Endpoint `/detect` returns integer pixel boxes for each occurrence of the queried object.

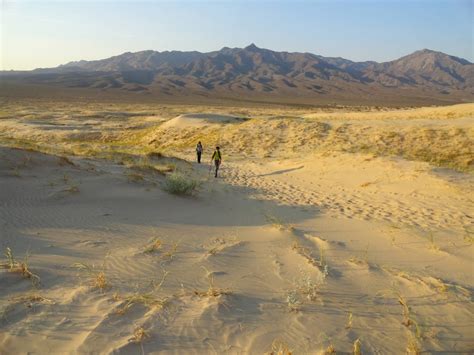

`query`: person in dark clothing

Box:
[196,141,203,163]
[211,146,222,178]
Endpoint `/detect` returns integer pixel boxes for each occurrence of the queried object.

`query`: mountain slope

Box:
[1,44,472,105]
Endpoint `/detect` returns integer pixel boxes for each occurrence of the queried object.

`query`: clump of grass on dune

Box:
[353,339,362,355]
[1,247,41,287]
[266,339,293,355]
[143,238,163,254]
[73,262,109,291]
[406,333,421,354]
[113,269,169,315]
[131,326,149,343]
[162,172,199,196]
[194,267,231,298]
[323,344,336,354]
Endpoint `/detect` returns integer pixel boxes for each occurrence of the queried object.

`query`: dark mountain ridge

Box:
[1,44,472,106]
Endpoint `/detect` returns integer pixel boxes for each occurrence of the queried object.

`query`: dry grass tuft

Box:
[323,344,336,354]
[1,247,41,287]
[291,241,327,272]
[267,339,293,355]
[286,290,301,312]
[115,271,169,315]
[296,271,326,302]
[406,333,421,354]
[162,242,179,260]
[194,267,231,298]
[10,294,54,307]
[398,294,413,327]
[73,262,109,291]
[130,326,149,346]
[115,292,168,315]
[143,238,163,254]
[346,311,353,329]
[353,339,361,355]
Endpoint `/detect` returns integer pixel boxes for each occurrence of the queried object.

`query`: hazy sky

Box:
[1,0,472,70]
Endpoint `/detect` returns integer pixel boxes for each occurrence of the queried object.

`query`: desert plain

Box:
[0,100,473,354]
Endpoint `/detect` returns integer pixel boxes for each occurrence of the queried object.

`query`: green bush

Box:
[162,172,199,196]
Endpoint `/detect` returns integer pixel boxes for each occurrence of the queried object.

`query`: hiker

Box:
[196,141,203,163]
[211,146,222,178]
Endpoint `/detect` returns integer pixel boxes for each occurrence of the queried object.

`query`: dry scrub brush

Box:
[162,172,199,196]
[1,247,41,287]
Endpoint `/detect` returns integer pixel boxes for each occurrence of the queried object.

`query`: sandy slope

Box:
[0,145,472,354]
[0,103,473,354]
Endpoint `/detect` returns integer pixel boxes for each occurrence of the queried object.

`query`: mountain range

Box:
[1,44,473,106]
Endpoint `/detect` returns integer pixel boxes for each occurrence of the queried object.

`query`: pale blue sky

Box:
[1,0,472,70]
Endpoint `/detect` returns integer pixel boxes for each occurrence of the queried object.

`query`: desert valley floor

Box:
[0,101,473,354]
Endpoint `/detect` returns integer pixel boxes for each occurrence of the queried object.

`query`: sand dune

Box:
[161,114,246,129]
[0,102,473,353]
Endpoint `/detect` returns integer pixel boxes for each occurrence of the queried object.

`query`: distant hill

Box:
[1,44,472,106]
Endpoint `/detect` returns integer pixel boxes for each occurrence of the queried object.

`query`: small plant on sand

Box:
[323,344,336,354]
[428,232,440,251]
[115,272,169,314]
[464,233,474,245]
[406,333,421,354]
[194,267,231,297]
[292,241,328,274]
[346,311,353,329]
[1,247,41,287]
[127,172,145,183]
[162,241,179,260]
[296,271,325,301]
[73,262,109,291]
[398,293,413,327]
[286,290,301,312]
[265,214,294,231]
[131,326,149,343]
[143,238,163,253]
[353,339,361,355]
[11,293,54,308]
[130,325,149,355]
[267,339,293,355]
[162,172,198,196]
[58,156,75,166]
[397,293,422,338]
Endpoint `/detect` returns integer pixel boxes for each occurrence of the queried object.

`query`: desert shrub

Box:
[162,172,198,196]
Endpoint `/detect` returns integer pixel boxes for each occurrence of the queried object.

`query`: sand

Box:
[0,102,473,354]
